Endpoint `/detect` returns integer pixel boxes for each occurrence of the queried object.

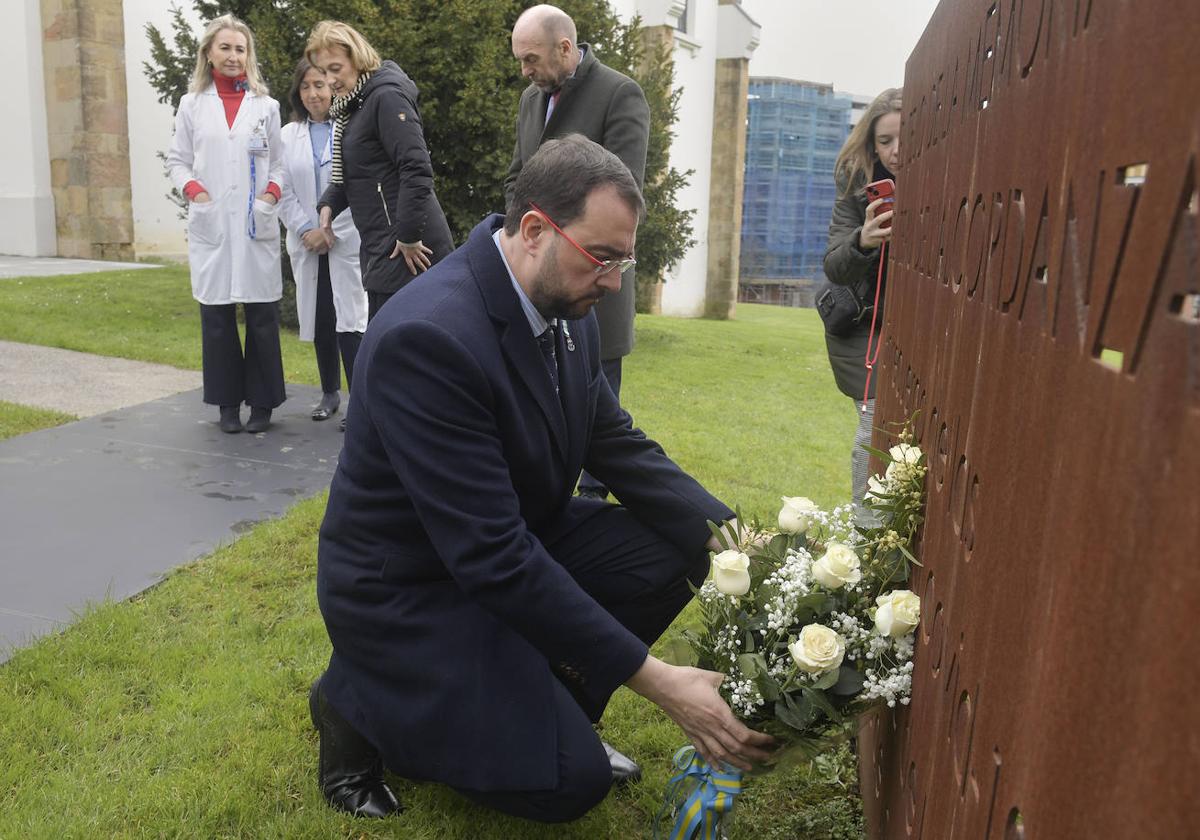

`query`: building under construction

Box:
[739,78,853,307]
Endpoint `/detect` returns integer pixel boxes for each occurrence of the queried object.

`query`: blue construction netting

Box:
[740,79,852,284]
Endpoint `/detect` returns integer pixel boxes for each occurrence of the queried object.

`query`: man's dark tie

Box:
[536,325,560,395]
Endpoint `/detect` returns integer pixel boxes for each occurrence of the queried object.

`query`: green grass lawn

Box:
[0,401,75,441]
[0,266,322,389]
[0,268,864,838]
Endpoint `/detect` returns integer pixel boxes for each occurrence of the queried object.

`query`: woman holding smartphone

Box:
[306,20,454,320]
[822,87,902,512]
[279,58,368,430]
[167,13,286,434]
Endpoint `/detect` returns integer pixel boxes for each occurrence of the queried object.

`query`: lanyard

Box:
[246,117,268,240]
[247,154,257,240]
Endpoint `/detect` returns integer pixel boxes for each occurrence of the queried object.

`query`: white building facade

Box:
[8,0,758,317]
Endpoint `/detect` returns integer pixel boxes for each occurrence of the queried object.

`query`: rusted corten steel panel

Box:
[857,1,1200,837]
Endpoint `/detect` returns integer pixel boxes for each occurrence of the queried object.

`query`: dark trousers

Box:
[577,357,623,495]
[199,301,286,408]
[313,255,363,394]
[367,290,395,322]
[451,500,707,822]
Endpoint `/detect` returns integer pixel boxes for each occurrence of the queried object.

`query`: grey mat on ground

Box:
[0,385,342,661]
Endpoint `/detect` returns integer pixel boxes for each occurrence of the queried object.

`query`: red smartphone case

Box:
[865,178,896,229]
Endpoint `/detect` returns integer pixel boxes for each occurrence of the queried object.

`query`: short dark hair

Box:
[504,134,645,235]
[287,58,319,123]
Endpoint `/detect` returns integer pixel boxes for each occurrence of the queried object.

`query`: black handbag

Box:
[815,279,873,337]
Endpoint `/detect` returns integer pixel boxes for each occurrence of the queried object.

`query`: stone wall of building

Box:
[703,55,749,319]
[702,0,758,319]
[41,0,134,260]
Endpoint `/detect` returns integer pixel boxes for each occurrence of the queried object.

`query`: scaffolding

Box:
[739,78,851,297]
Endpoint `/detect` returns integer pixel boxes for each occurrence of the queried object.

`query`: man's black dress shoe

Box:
[602,740,642,785]
[218,405,243,434]
[312,392,340,421]
[245,406,272,433]
[308,677,401,818]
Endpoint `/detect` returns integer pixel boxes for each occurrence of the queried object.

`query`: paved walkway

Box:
[0,383,343,662]
[0,341,202,416]
[0,255,151,279]
[0,258,340,663]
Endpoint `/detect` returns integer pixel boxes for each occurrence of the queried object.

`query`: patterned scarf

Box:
[328,70,373,185]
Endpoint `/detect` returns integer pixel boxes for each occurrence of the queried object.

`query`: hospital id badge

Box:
[248,122,269,156]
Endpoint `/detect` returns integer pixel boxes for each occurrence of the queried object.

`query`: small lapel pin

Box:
[398,112,406,121]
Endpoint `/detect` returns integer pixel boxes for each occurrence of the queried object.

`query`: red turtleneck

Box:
[213,70,248,128]
[183,71,280,202]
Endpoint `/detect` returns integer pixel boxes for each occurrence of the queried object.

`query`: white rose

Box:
[889,443,922,465]
[711,550,751,596]
[788,624,847,675]
[874,590,921,637]
[778,496,820,534]
[865,474,888,502]
[811,542,862,589]
[885,443,923,482]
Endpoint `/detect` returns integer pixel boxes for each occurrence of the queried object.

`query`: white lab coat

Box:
[166,84,284,305]
[279,120,367,340]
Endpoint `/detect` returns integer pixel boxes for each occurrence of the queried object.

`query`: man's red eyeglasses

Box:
[529,203,636,276]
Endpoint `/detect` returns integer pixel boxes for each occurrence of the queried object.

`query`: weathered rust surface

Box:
[858,1,1200,837]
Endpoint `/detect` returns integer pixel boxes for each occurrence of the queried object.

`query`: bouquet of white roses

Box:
[656,426,927,839]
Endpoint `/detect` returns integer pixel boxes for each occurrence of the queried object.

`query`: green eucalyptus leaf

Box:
[830,665,866,696]
[756,674,781,702]
[862,444,892,462]
[737,652,769,679]
[899,543,923,567]
[761,737,824,772]
[812,668,839,690]
[746,610,771,633]
[803,686,843,723]
[706,520,730,551]
[774,695,818,731]
[768,533,790,556]
[660,636,698,667]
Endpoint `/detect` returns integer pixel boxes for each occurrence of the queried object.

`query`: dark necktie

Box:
[536,325,559,395]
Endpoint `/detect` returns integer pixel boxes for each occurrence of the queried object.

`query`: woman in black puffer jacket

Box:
[822,87,902,513]
[308,20,454,320]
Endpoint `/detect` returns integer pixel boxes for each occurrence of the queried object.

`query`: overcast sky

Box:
[739,0,942,97]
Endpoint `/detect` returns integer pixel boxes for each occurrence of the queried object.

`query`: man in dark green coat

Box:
[507,4,650,500]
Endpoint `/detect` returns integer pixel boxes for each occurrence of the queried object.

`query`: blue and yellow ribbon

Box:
[655,746,744,840]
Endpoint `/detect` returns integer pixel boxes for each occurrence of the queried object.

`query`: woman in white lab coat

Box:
[279,58,367,428]
[166,13,286,434]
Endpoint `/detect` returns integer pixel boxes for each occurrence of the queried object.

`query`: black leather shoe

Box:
[312,392,340,421]
[218,405,243,434]
[245,406,272,433]
[602,741,642,785]
[308,677,401,818]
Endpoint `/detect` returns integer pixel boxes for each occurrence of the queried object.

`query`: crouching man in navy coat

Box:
[310,135,774,822]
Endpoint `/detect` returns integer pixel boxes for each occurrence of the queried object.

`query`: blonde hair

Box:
[190,14,269,95]
[834,87,902,197]
[305,21,382,74]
